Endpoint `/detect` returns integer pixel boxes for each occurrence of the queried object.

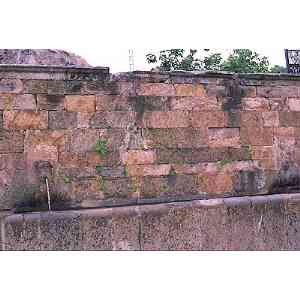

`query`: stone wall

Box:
[1,66,300,212]
[2,193,300,250]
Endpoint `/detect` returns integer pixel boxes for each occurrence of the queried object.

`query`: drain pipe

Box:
[45,177,51,211]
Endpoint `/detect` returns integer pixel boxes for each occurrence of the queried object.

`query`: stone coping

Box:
[0,64,109,73]
[115,70,300,81]
[0,65,299,81]
[3,193,300,222]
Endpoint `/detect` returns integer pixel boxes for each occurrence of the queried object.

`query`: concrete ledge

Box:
[2,193,300,250]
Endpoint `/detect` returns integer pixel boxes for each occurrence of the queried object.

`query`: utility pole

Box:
[129,49,135,71]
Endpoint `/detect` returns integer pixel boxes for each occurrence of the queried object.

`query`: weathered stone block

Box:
[48,111,77,129]
[136,83,175,96]
[279,111,300,127]
[199,167,233,195]
[140,177,170,198]
[242,97,269,111]
[4,111,48,130]
[102,178,133,198]
[68,129,100,153]
[144,128,208,148]
[90,111,135,128]
[39,212,83,250]
[240,111,263,127]
[262,111,279,127]
[81,212,112,250]
[141,206,203,250]
[111,213,140,250]
[0,129,24,153]
[241,126,273,146]
[191,111,226,128]
[65,95,96,112]
[170,96,220,111]
[251,146,273,160]
[0,79,23,93]
[127,164,171,177]
[96,95,132,111]
[225,111,241,128]
[142,111,190,128]
[174,84,206,97]
[208,128,240,148]
[121,150,156,165]
[37,95,64,110]
[3,214,41,250]
[86,151,121,167]
[257,86,298,98]
[0,94,36,110]
[287,98,300,111]
[269,98,288,111]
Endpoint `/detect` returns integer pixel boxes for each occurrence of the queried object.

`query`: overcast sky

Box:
[74,48,287,73]
[0,0,297,73]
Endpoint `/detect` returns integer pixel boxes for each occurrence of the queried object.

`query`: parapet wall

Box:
[1,66,300,211]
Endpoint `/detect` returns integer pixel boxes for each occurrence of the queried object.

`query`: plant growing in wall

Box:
[95,139,109,157]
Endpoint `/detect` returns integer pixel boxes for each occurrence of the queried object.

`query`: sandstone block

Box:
[241,126,273,146]
[142,111,190,128]
[174,84,206,97]
[96,95,131,111]
[199,168,233,195]
[0,79,23,93]
[251,146,273,160]
[0,130,24,153]
[90,111,135,129]
[65,95,96,112]
[0,94,36,110]
[240,111,263,127]
[287,98,300,111]
[274,127,294,137]
[279,112,300,127]
[262,111,279,127]
[191,111,226,128]
[4,111,48,130]
[127,164,171,177]
[136,83,175,96]
[144,128,208,148]
[208,128,240,148]
[77,112,93,128]
[242,97,269,111]
[257,86,298,98]
[37,95,64,110]
[48,111,77,129]
[170,96,220,111]
[121,150,156,165]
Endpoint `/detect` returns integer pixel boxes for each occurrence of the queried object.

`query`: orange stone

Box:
[121,150,156,165]
[65,95,96,112]
[174,84,206,97]
[4,111,48,130]
[143,111,190,128]
[127,164,171,177]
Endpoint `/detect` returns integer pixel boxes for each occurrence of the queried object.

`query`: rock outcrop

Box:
[0,49,90,67]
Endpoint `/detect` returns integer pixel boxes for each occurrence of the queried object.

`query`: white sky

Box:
[0,0,298,73]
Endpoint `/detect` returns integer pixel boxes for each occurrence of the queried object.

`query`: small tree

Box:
[146,48,283,73]
[221,49,270,73]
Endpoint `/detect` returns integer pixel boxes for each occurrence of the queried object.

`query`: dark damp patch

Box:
[167,167,177,186]
[129,96,146,126]
[11,184,74,213]
[233,169,262,195]
[268,162,300,194]
[221,78,245,111]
